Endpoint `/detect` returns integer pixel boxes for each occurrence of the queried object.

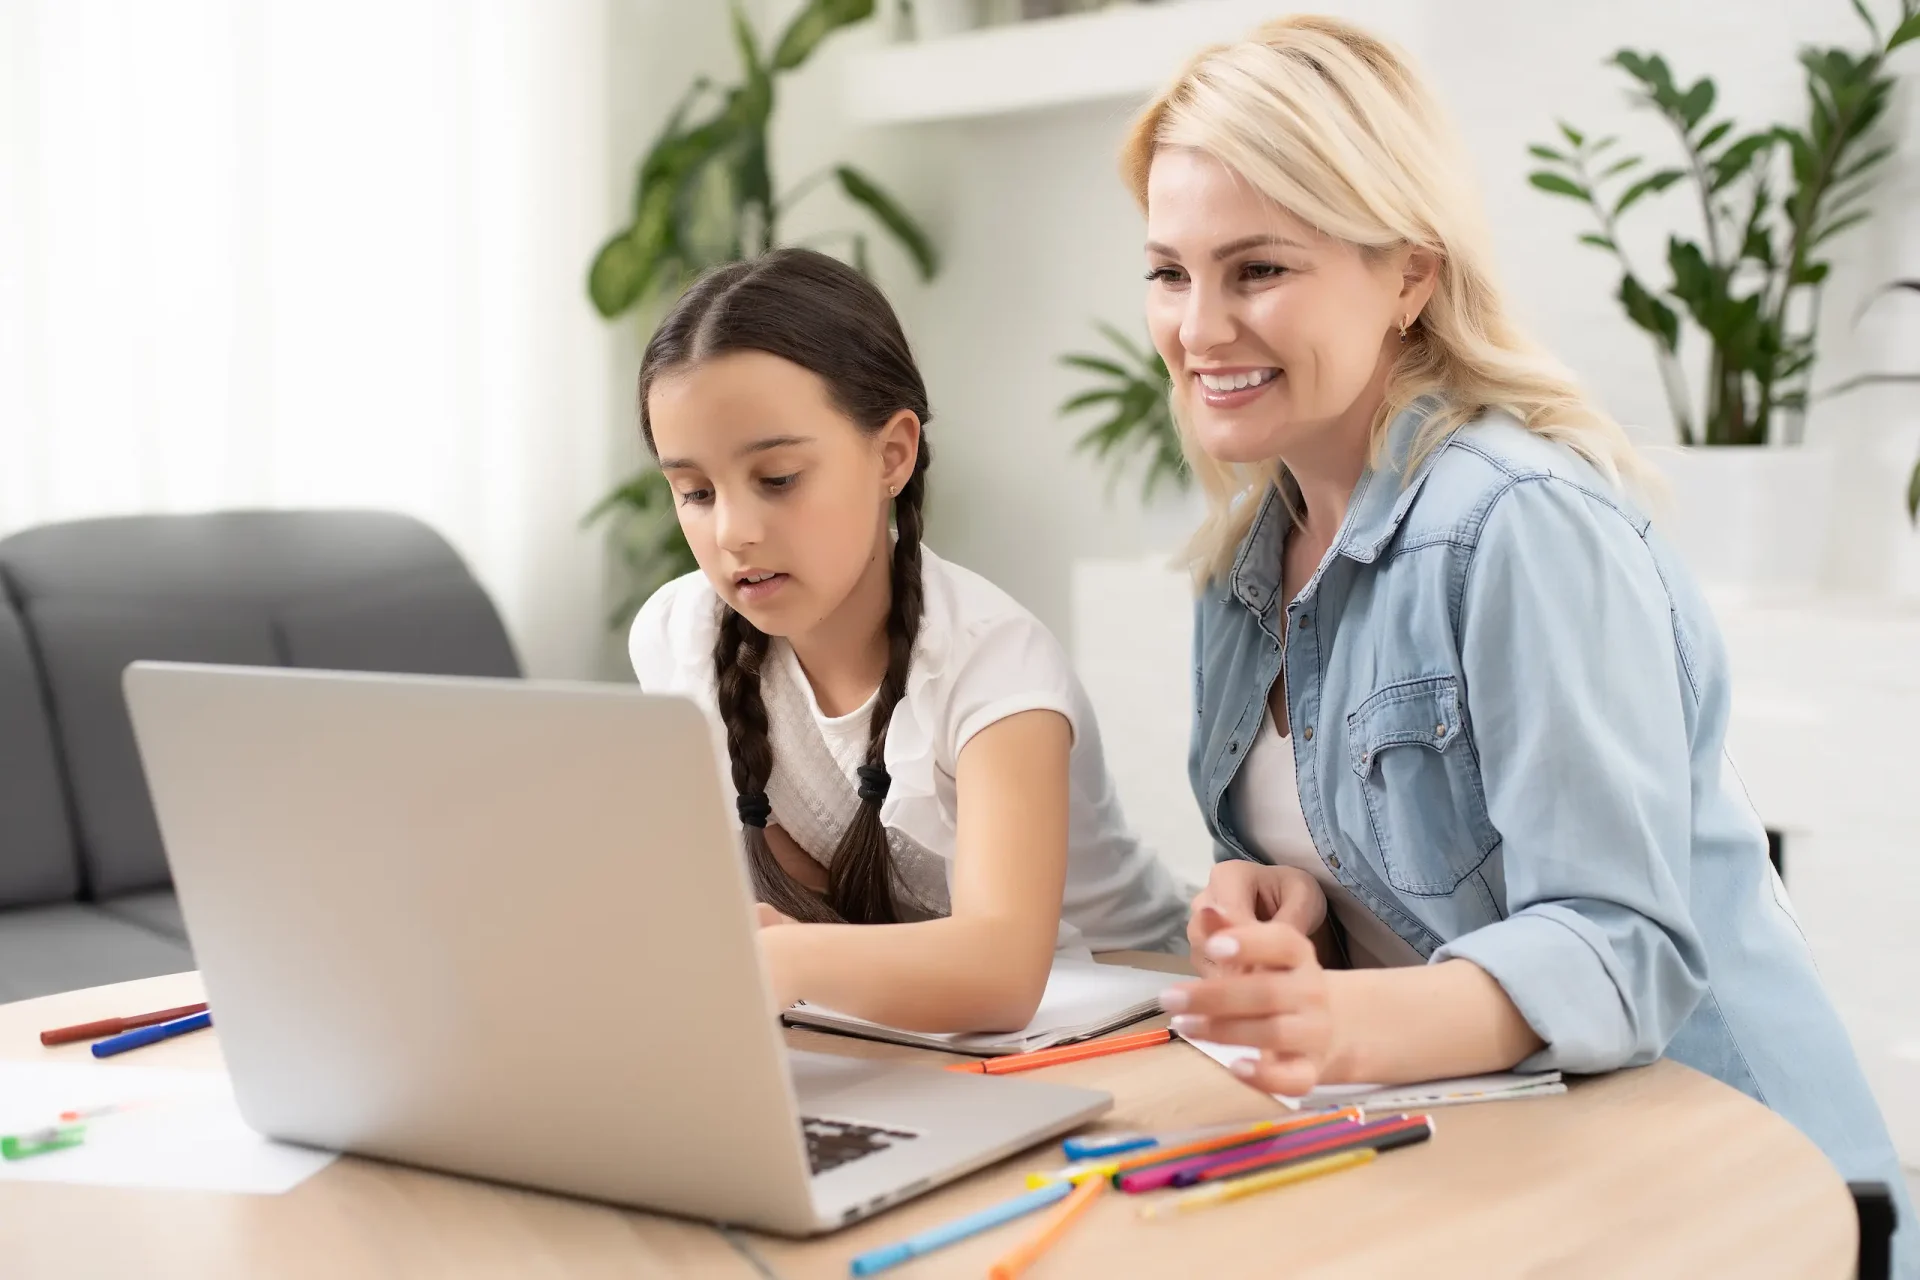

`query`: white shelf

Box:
[844,0,1406,126]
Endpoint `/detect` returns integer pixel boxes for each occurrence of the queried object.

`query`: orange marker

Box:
[944,1029,1172,1075]
[988,1167,1106,1280]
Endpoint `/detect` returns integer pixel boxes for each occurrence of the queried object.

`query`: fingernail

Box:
[1170,1015,1204,1037]
[1205,934,1241,961]
[1230,1059,1257,1079]
[1158,988,1189,1013]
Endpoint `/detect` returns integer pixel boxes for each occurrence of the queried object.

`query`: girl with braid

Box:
[627,248,1189,1033]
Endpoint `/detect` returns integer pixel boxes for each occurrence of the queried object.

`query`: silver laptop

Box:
[122,662,1110,1235]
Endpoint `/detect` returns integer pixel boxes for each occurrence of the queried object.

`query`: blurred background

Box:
[1,0,1915,1190]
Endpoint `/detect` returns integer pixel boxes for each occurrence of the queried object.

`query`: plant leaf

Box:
[1835,141,1896,186]
[835,165,938,279]
[1679,79,1716,130]
[1891,9,1920,51]
[1697,120,1734,151]
[1528,171,1589,200]
[1061,353,1130,379]
[1710,132,1775,191]
[1528,144,1569,163]
[1811,207,1871,249]
[1793,260,1832,286]
[1600,155,1641,178]
[1619,273,1680,353]
[1850,0,1881,40]
[1558,120,1585,148]
[1910,455,1920,522]
[1614,167,1686,216]
[730,4,774,128]
[1579,233,1617,251]
[634,77,713,210]
[1094,322,1160,371]
[772,0,874,71]
[1060,388,1126,413]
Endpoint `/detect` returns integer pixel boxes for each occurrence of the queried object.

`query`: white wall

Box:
[752,0,1919,642]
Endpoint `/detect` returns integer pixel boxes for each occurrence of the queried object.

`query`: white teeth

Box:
[741,572,777,585]
[1198,369,1277,393]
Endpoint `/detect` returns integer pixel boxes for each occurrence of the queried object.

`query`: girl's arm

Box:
[758,708,1072,1032]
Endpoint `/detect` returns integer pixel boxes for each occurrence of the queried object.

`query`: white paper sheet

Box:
[0,1061,336,1193]
[1183,1037,1564,1110]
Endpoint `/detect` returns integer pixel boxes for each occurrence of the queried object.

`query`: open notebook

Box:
[1185,1037,1564,1110]
[782,958,1171,1056]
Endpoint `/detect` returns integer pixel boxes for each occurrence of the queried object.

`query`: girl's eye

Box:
[1144,265,1185,284]
[761,473,799,493]
[676,487,712,506]
[1242,261,1288,282]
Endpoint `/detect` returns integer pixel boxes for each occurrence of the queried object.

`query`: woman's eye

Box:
[761,473,799,493]
[676,487,712,506]
[1144,265,1186,284]
[1242,261,1288,282]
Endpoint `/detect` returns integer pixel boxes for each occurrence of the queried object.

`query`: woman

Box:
[1134,16,1913,1269]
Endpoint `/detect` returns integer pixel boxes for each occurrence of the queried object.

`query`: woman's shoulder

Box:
[1410,408,1649,544]
[627,569,721,692]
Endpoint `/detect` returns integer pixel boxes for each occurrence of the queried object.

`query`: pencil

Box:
[988,1168,1106,1280]
[945,1029,1172,1075]
[1139,1147,1376,1220]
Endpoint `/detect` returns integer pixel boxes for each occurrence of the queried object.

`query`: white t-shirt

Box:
[627,546,1190,953]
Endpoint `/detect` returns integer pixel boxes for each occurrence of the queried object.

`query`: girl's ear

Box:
[876,409,921,495]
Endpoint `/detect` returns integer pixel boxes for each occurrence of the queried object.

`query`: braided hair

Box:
[638,248,932,925]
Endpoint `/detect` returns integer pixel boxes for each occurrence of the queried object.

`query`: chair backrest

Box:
[0,590,81,909]
[0,510,521,900]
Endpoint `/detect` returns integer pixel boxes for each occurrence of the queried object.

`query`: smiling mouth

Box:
[1195,368,1280,392]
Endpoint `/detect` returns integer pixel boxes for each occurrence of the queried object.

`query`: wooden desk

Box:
[0,962,1857,1279]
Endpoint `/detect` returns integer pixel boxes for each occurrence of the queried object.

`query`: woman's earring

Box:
[888,485,899,497]
[1398,315,1410,342]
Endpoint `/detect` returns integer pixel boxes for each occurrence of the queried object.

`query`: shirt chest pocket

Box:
[1346,676,1499,896]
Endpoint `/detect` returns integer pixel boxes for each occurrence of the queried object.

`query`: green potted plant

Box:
[1525,1,1916,594]
[1058,322,1195,547]
[585,0,938,624]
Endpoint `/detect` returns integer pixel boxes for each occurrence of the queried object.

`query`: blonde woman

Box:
[1138,17,1913,1267]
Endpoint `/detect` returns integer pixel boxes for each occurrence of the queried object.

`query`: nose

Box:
[712,489,762,555]
[1178,280,1236,360]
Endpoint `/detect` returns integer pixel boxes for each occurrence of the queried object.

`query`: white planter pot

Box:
[1646,445,1837,601]
[913,0,978,38]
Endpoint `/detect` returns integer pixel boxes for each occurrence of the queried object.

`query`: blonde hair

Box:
[1121,15,1652,580]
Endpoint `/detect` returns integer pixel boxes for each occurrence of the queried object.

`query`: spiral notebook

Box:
[781,958,1171,1056]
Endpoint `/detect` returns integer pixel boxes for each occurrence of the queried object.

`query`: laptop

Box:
[121,662,1111,1235]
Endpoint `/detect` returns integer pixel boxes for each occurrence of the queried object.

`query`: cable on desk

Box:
[717,1224,787,1280]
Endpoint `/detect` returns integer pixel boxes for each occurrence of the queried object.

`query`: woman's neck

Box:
[786,531,896,718]
[1282,345,1395,544]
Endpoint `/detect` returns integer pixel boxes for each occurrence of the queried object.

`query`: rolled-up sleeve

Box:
[1431,475,1708,1073]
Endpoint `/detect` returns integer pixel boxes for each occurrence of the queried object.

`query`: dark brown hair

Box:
[637,248,931,925]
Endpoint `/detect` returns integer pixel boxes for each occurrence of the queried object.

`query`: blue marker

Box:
[1061,1132,1157,1161]
[848,1181,1071,1276]
[91,1010,212,1058]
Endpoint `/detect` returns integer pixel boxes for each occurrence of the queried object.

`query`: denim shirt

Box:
[1191,401,1913,1269]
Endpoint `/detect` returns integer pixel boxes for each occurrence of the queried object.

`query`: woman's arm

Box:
[758,708,1072,1032]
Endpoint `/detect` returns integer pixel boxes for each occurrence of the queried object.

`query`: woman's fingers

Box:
[1169,969,1321,1020]
[1171,1009,1328,1057]
[1202,919,1317,970]
[1230,1051,1321,1098]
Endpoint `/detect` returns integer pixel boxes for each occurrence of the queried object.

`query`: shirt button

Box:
[1299,615,1312,630]
[1435,724,1448,739]
[1228,741,1240,755]
[1302,726,1314,741]
[1328,852,1342,869]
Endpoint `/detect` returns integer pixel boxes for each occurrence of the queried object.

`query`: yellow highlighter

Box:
[1138,1146,1377,1220]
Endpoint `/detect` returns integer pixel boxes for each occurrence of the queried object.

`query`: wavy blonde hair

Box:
[1122,15,1652,580]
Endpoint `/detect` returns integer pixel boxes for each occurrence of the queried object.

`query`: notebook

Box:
[1185,1037,1565,1110]
[782,958,1172,1056]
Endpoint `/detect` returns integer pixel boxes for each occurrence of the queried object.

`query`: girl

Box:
[1129,16,1915,1271]
[627,248,1189,1034]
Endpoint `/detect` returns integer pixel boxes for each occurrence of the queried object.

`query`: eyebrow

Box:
[1144,233,1308,261]
[656,434,814,471]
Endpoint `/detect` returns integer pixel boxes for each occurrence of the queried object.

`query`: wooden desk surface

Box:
[0,962,1857,1279]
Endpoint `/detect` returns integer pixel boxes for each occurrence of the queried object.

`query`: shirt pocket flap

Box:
[1348,676,1465,777]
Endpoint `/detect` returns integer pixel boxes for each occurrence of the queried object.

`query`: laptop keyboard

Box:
[801,1115,919,1176]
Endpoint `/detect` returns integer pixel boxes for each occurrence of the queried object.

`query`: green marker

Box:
[2,1123,86,1160]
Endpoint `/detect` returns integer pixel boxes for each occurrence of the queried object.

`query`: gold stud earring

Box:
[888,485,899,497]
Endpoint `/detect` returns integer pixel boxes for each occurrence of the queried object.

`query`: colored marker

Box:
[1140,1147,1377,1220]
[945,1029,1173,1075]
[39,1002,208,1046]
[90,1010,212,1059]
[988,1173,1106,1280]
[1,1125,86,1161]
[848,1181,1072,1276]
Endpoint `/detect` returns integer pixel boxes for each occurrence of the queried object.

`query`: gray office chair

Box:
[0,510,521,1000]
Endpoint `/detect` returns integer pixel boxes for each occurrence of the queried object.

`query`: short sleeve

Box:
[625,571,716,697]
[942,613,1081,764]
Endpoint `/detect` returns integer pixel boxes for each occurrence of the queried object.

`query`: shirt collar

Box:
[1226,396,1452,613]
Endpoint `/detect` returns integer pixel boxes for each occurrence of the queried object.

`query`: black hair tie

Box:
[736,793,772,828]
[855,766,891,806]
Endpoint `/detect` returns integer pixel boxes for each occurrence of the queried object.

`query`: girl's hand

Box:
[1187,861,1327,975]
[1163,921,1345,1097]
